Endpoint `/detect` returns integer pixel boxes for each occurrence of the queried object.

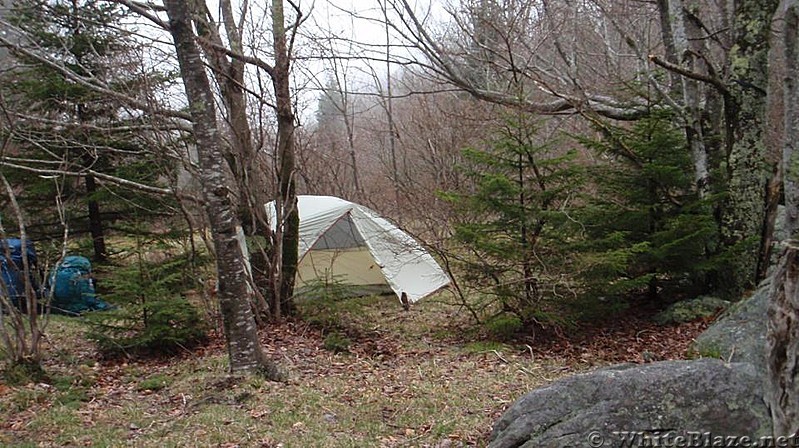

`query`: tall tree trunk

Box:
[658,0,711,197]
[195,0,273,236]
[760,166,784,280]
[767,0,799,435]
[767,245,799,437]
[192,0,273,318]
[719,0,776,297]
[658,0,774,298]
[84,174,107,263]
[70,2,107,264]
[383,0,401,208]
[164,0,282,378]
[272,0,298,318]
[760,0,788,281]
[341,99,362,200]
[655,0,681,91]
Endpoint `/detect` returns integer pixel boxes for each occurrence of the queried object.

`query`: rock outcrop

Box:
[653,296,729,325]
[489,359,770,448]
[692,280,769,367]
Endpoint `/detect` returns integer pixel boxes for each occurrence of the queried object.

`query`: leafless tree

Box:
[379,0,777,298]
[299,9,367,201]
[0,113,68,369]
[162,0,284,376]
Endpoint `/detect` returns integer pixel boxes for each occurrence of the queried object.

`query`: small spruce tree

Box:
[1,0,178,257]
[573,113,721,307]
[85,235,209,357]
[441,114,583,330]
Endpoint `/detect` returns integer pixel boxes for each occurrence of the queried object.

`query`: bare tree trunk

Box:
[0,172,44,365]
[272,0,298,318]
[767,0,799,435]
[318,58,363,199]
[784,4,799,238]
[192,0,274,318]
[759,10,787,281]
[84,174,107,263]
[655,0,681,91]
[194,0,272,235]
[383,0,401,208]
[69,0,108,264]
[761,168,784,280]
[164,0,282,378]
[658,0,711,197]
[338,80,362,199]
[767,245,799,436]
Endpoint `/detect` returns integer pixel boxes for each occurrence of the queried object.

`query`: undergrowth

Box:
[85,243,210,358]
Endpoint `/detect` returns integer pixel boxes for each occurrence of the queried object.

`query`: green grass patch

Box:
[6,387,50,413]
[137,373,172,392]
[322,332,352,353]
[51,375,93,408]
[484,314,523,341]
[1,361,47,386]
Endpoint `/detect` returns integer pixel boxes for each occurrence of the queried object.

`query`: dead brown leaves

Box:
[0,301,712,447]
[527,310,712,366]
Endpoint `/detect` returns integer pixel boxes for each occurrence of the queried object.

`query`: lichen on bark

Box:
[163,0,283,379]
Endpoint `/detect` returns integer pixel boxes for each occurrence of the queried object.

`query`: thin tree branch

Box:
[0,160,173,195]
[109,0,170,30]
[198,37,275,77]
[649,54,731,95]
[0,33,190,121]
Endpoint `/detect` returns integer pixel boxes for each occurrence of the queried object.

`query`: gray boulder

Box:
[653,296,729,325]
[489,359,770,448]
[692,280,768,367]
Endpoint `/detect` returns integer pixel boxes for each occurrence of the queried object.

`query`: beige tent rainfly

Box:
[267,195,450,303]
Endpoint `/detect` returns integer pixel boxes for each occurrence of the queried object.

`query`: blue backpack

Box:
[50,255,111,315]
[0,238,39,309]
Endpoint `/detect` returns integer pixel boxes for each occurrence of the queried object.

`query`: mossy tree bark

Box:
[655,0,776,298]
[767,0,799,435]
[164,0,282,378]
[271,0,298,319]
[718,0,778,297]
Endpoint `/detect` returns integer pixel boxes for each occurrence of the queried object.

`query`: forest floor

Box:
[0,294,710,447]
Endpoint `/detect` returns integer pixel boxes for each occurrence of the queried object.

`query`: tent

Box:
[266,195,450,303]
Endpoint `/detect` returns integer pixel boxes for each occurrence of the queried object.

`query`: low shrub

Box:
[484,314,523,341]
[86,251,208,357]
[323,332,351,353]
[1,360,47,386]
[87,296,207,356]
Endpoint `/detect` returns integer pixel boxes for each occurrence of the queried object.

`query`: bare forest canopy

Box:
[0,0,796,403]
